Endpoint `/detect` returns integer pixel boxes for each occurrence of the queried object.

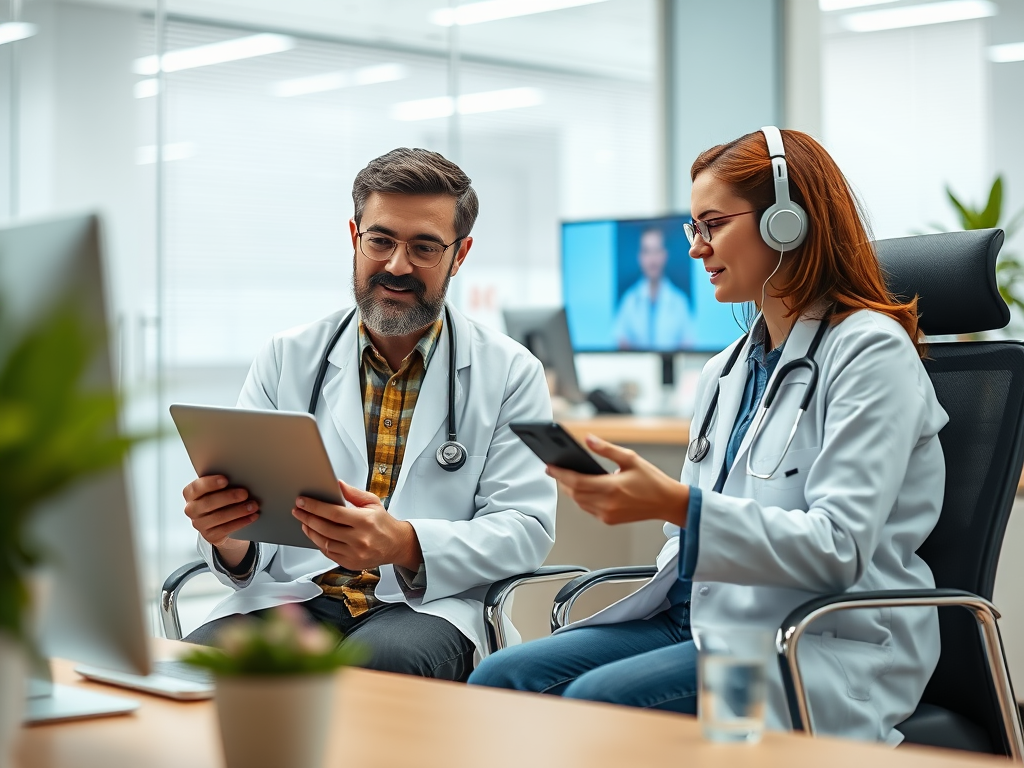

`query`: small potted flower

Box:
[180,604,368,768]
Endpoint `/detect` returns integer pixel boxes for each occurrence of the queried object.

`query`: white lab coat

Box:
[613,277,695,350]
[197,304,558,662]
[560,310,947,744]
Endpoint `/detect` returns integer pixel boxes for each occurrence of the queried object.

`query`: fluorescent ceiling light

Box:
[819,0,896,11]
[134,78,160,99]
[133,33,294,76]
[432,0,609,27]
[392,87,544,121]
[271,63,407,98]
[136,142,196,165]
[840,0,997,32]
[989,42,1024,62]
[0,21,38,45]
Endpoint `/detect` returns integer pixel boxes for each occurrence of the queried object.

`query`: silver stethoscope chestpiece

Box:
[436,440,468,472]
[687,435,710,463]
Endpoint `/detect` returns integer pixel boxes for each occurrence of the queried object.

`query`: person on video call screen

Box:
[613,226,694,350]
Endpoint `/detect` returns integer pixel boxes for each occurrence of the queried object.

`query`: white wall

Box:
[823,19,991,240]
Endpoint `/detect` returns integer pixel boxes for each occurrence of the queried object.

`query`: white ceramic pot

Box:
[0,632,27,768]
[214,672,337,768]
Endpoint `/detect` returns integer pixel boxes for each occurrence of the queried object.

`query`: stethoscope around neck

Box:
[307,304,468,472]
[687,316,830,480]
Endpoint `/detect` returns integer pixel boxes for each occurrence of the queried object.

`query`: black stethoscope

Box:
[686,317,829,480]
[307,305,468,472]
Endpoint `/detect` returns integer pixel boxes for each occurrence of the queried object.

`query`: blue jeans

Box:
[468,609,698,714]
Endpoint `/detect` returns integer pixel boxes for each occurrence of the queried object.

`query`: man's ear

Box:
[449,236,473,278]
[349,218,359,250]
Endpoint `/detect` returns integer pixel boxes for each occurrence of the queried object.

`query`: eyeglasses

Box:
[356,230,464,269]
[683,210,758,245]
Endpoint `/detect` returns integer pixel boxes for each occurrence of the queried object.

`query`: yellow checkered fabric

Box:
[314,317,443,616]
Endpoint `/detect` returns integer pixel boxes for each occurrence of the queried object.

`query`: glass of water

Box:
[695,627,774,744]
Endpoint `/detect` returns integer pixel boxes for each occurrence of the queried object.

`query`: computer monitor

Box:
[502,307,583,403]
[0,213,151,723]
[561,214,738,356]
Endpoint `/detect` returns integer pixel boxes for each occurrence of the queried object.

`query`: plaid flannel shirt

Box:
[313,317,443,616]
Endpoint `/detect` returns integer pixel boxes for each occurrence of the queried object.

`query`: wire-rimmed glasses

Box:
[683,210,758,245]
[356,230,463,269]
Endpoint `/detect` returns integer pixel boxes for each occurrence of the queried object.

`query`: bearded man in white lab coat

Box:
[179,148,557,680]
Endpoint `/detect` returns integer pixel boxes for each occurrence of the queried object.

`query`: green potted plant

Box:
[0,296,142,758]
[944,176,1024,322]
[181,604,368,768]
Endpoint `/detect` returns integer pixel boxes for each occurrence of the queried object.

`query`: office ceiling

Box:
[54,0,658,81]
[819,0,1024,43]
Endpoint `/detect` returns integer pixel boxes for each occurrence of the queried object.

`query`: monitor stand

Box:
[25,658,139,724]
[655,353,678,416]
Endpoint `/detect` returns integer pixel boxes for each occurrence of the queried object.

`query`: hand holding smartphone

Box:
[510,421,608,475]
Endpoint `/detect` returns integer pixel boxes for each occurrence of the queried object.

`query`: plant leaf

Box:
[946,187,976,229]
[979,176,1004,229]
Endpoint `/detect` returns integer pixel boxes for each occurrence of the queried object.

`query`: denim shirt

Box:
[666,322,786,619]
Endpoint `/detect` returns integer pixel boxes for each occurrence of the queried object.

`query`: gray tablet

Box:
[169,404,344,549]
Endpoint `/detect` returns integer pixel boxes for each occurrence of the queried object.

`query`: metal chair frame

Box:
[159,560,588,656]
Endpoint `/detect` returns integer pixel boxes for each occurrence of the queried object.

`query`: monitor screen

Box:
[0,213,151,723]
[502,307,583,403]
[562,215,738,353]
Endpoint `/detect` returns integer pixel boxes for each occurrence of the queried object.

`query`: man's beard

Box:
[352,257,453,337]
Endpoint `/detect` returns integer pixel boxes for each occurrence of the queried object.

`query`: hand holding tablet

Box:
[172,404,344,549]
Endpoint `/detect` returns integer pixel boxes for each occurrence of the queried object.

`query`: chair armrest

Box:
[159,559,211,641]
[551,566,658,632]
[482,566,589,655]
[776,587,1024,760]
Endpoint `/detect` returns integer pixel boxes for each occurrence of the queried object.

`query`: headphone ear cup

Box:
[759,200,808,251]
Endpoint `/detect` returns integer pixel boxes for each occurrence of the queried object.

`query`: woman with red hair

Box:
[469,128,946,745]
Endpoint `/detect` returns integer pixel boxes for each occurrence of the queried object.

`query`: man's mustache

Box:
[368,272,427,298]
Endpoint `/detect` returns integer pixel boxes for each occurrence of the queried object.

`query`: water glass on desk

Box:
[695,627,773,744]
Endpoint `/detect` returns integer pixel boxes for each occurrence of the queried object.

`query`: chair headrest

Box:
[875,229,1008,337]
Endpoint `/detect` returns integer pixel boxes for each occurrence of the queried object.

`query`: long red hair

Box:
[690,129,923,355]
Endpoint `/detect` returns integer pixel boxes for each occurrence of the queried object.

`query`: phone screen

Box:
[510,422,608,475]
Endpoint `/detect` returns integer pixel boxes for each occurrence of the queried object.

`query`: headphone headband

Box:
[758,126,807,250]
[761,125,786,158]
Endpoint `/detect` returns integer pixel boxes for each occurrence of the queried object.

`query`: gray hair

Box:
[352,148,479,239]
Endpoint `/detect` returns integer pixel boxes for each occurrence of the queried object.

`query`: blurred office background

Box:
[3,0,1023,667]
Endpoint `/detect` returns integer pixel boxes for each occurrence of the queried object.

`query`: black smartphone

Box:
[510,421,608,475]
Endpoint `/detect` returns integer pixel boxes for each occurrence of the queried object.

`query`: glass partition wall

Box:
[3,0,660,627]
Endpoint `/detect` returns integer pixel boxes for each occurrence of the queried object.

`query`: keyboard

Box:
[75,659,215,700]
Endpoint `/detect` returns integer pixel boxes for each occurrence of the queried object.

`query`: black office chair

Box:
[545,229,1024,759]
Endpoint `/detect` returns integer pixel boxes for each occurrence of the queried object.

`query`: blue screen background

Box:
[562,216,740,353]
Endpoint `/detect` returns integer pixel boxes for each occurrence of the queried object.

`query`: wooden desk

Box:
[562,415,690,446]
[12,646,1006,768]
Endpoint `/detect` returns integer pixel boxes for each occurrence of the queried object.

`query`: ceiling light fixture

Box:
[819,0,897,11]
[989,42,1024,62]
[136,142,196,165]
[133,33,294,76]
[840,0,997,32]
[271,63,407,98]
[392,87,544,121]
[0,21,37,45]
[431,0,609,27]
[134,79,160,99]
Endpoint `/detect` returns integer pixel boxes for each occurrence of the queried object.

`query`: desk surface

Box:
[562,415,691,445]
[13,643,1007,768]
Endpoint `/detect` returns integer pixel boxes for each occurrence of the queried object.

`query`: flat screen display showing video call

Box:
[562,215,740,354]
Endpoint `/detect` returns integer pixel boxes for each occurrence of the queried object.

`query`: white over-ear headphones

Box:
[759,126,808,251]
